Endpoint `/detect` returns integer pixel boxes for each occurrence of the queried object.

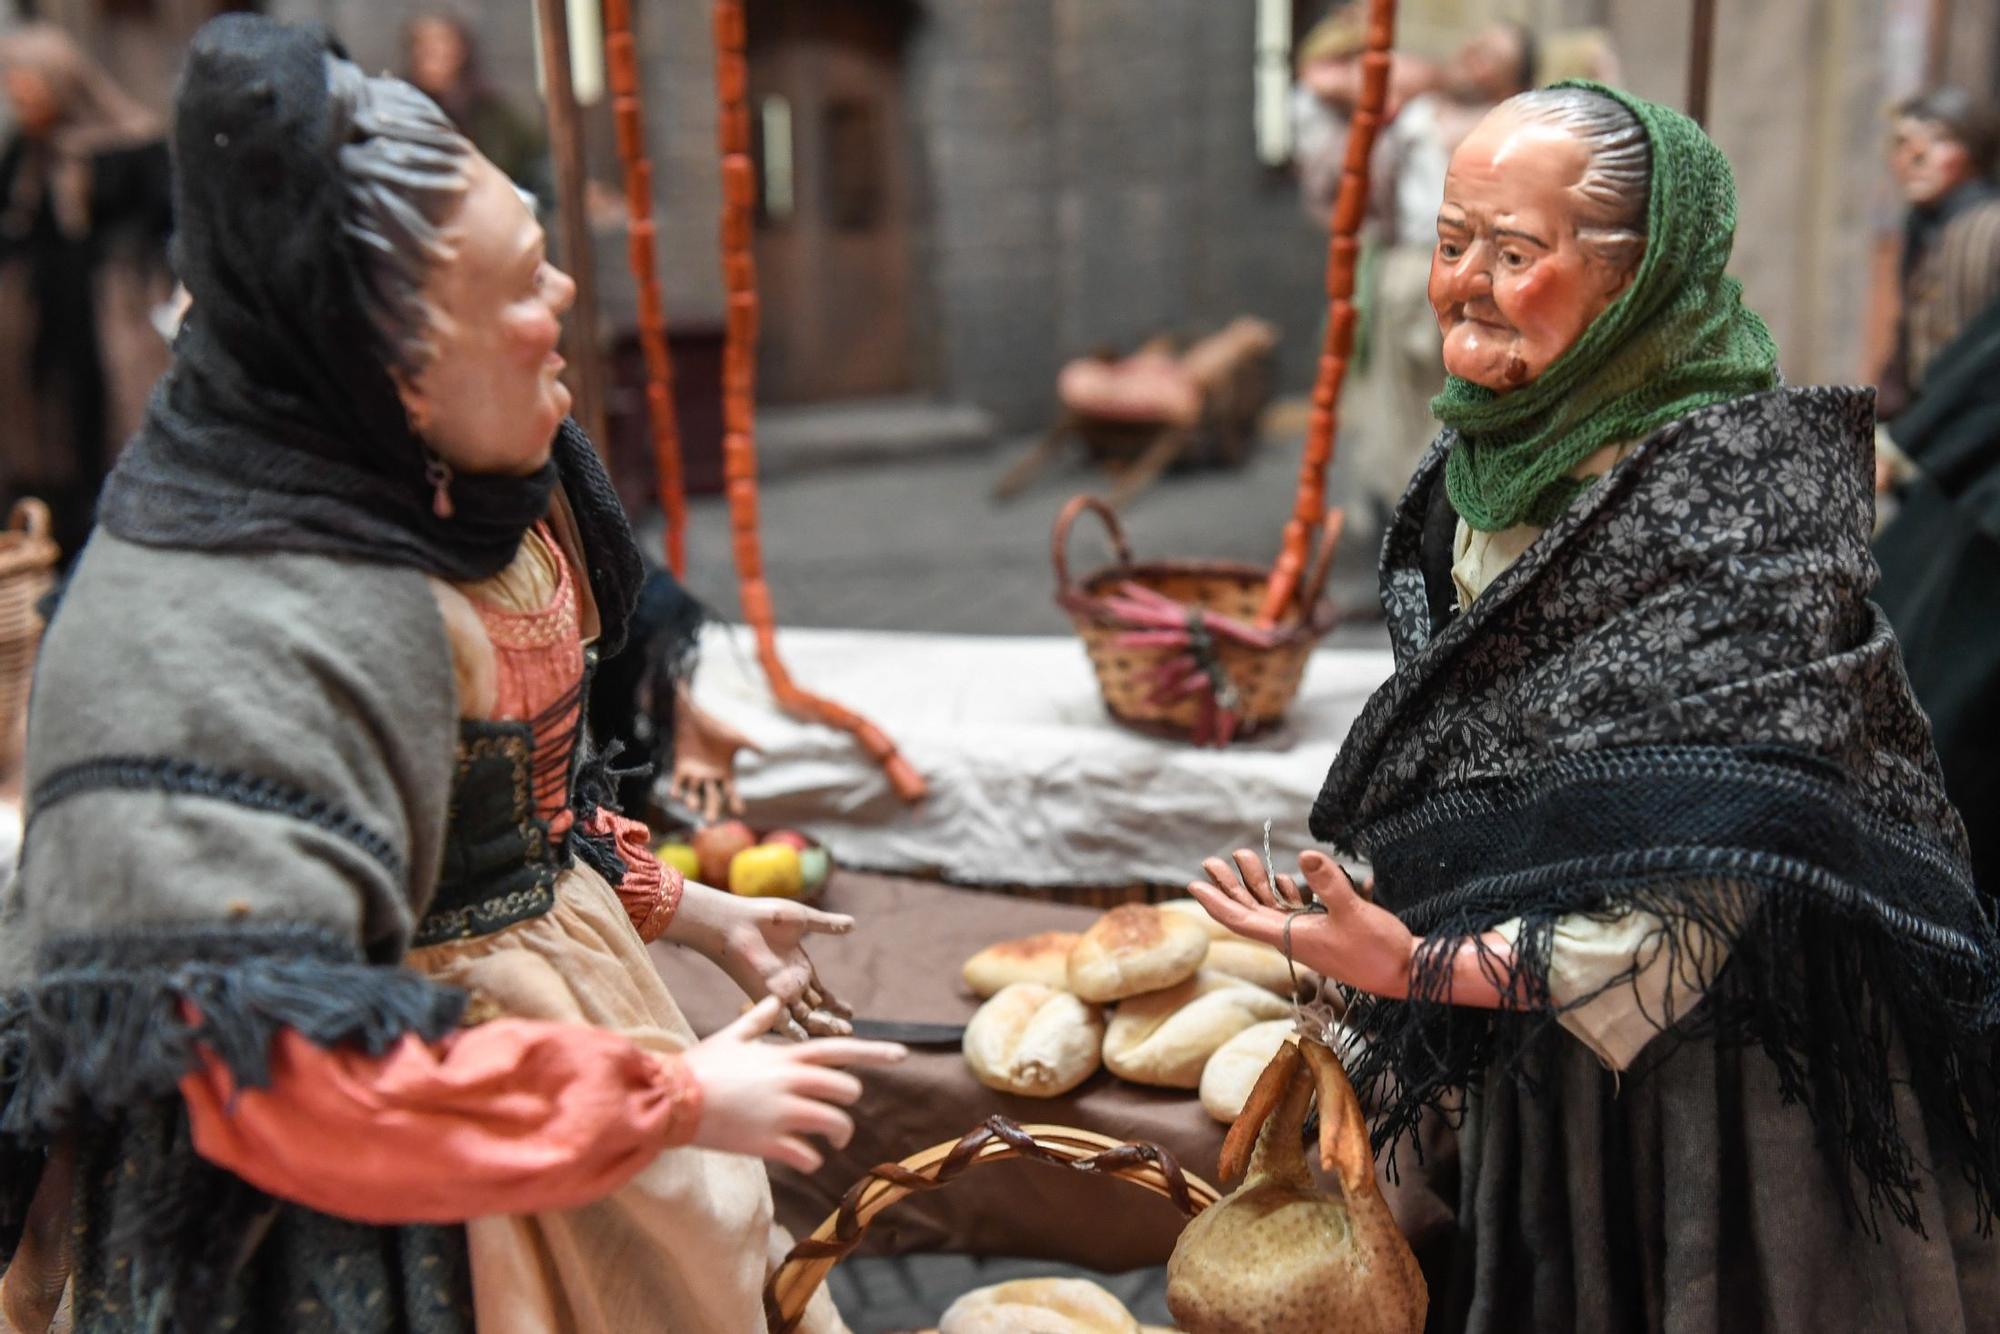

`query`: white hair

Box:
[1500,86,1650,276]
[324,53,473,376]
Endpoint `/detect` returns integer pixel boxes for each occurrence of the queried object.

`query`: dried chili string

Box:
[603,0,688,577]
[710,0,925,802]
[1258,0,1398,626]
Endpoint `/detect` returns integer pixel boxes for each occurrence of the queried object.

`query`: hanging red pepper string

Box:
[711,0,926,803]
[602,0,688,578]
[1258,0,1398,627]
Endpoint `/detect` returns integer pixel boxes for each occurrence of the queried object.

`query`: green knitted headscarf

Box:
[1434,83,1779,532]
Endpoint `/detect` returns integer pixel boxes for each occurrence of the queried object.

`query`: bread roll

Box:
[1206,938,1309,995]
[1102,971,1291,1089]
[1157,897,1234,942]
[962,983,1104,1097]
[939,1278,1139,1334]
[1199,1018,1300,1123]
[962,931,1081,998]
[1068,904,1210,1003]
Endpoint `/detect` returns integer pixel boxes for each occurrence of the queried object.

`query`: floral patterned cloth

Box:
[1313,385,2000,1234]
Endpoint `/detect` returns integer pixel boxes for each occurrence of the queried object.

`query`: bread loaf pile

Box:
[960,901,1323,1118]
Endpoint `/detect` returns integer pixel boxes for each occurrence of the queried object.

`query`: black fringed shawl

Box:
[1312,385,2000,1234]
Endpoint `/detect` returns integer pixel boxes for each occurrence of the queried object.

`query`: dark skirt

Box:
[1435,1032,2000,1334]
[59,1102,474,1333]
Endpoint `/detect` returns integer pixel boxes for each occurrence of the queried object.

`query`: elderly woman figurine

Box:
[1194,84,2000,1331]
[0,17,893,1333]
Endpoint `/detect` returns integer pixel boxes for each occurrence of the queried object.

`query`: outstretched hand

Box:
[665,883,857,1038]
[1188,848,1418,1000]
[681,997,907,1173]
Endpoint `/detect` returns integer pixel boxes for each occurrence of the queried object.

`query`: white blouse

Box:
[1449,441,1733,1071]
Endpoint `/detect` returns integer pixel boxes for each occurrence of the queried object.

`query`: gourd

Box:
[1166,1037,1426,1334]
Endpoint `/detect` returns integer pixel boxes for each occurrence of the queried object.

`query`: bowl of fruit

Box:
[654,820,837,902]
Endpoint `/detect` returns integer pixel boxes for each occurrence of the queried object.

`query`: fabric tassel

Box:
[1346,876,2000,1238]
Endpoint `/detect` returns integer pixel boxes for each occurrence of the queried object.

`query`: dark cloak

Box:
[1311,386,2000,1242]
[1875,289,2000,901]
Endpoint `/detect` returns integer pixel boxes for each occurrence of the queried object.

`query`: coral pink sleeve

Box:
[582,806,684,942]
[180,1017,703,1225]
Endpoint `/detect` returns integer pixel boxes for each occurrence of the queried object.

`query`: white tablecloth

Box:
[688,625,1395,888]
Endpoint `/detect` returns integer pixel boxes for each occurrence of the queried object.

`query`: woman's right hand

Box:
[680,997,907,1173]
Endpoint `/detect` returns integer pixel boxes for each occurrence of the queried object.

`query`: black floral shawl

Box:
[1312,385,2000,1234]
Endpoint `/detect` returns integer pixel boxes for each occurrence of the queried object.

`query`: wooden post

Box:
[1926,0,1955,85]
[533,0,609,450]
[1686,0,1718,128]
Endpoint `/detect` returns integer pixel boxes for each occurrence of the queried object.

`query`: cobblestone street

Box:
[653,406,1395,649]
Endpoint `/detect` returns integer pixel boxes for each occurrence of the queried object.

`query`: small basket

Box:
[0,500,57,775]
[764,1116,1218,1332]
[1053,495,1339,743]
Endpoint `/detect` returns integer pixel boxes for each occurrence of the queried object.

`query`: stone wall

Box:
[269,0,1930,415]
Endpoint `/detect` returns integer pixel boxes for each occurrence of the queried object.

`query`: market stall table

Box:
[687,626,1396,890]
[651,872,1456,1277]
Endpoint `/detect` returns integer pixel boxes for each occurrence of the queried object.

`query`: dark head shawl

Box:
[1315,383,2000,1235]
[96,14,639,651]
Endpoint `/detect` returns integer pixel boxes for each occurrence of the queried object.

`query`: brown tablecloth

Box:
[651,872,1457,1275]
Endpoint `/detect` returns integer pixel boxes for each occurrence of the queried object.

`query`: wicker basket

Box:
[764,1116,1218,1332]
[1054,495,1339,743]
[0,500,57,777]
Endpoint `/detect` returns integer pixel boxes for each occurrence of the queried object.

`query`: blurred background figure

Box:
[404,7,550,207]
[0,22,170,561]
[1291,5,1439,229]
[1876,87,2000,425]
[1341,20,1540,550]
[1536,26,1621,87]
[1871,86,2000,903]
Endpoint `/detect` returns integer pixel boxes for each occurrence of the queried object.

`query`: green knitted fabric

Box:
[1434,82,1780,532]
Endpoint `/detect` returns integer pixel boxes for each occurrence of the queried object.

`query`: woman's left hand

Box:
[668,682,760,824]
[1189,848,1419,1000]
[664,883,857,1038]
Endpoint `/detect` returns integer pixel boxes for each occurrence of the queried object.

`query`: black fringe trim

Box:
[1344,868,2000,1240]
[0,922,466,1143]
[1,924,467,1317]
[1337,750,2000,1240]
[586,568,707,817]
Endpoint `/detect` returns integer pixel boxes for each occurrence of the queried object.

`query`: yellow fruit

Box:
[654,842,701,880]
[729,844,805,899]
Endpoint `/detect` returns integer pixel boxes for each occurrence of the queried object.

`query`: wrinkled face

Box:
[397,154,575,476]
[407,19,469,97]
[3,68,60,136]
[1891,115,1976,207]
[1429,111,1639,391]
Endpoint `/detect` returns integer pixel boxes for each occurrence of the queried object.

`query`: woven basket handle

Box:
[1296,506,1346,617]
[1051,494,1133,603]
[764,1116,1218,1332]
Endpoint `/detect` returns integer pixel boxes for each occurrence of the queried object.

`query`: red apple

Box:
[763,829,812,852]
[693,820,757,885]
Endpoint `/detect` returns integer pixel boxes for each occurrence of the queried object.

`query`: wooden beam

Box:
[1686,0,1718,127]
[1926,0,1955,85]
[532,0,609,450]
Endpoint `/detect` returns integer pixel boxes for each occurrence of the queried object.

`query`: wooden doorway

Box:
[745,0,919,403]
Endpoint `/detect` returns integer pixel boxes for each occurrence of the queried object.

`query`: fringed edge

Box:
[1346,875,2000,1240]
[584,567,709,818]
[0,925,466,1144]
